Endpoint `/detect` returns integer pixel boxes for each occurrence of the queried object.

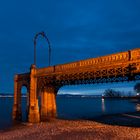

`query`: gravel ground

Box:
[0,119,140,140]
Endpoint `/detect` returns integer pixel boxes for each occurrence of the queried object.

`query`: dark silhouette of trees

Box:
[134,83,140,93]
[103,89,121,97]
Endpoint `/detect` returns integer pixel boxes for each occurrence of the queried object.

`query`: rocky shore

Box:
[0,118,140,140]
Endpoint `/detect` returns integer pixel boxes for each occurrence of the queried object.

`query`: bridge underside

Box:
[12,49,140,123]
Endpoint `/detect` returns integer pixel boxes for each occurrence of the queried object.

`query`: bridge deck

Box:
[36,48,140,77]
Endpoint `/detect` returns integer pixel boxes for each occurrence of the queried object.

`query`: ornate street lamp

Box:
[34,31,51,66]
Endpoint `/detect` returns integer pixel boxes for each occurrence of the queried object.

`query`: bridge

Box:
[13,48,140,123]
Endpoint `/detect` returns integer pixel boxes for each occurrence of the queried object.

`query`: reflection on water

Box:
[102,98,105,112]
[0,96,139,130]
[56,96,138,119]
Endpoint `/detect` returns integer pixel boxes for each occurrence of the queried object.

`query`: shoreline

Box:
[0,112,140,140]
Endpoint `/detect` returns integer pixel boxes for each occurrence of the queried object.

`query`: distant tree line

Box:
[103,89,134,97]
[102,83,140,98]
[103,89,121,97]
[134,83,140,93]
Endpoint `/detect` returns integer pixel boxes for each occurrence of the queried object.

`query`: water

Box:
[57,96,138,119]
[0,96,139,130]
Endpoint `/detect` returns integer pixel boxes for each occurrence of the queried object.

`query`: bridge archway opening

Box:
[21,85,29,122]
[56,85,100,119]
[56,81,138,119]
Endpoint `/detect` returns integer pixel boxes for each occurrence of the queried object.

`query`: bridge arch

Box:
[20,85,29,122]
[21,86,28,94]
[12,74,30,121]
[18,80,30,121]
[34,31,51,67]
[19,82,30,93]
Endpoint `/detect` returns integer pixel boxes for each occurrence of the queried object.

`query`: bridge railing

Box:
[16,73,30,81]
[54,51,130,72]
[36,48,140,76]
[37,67,54,76]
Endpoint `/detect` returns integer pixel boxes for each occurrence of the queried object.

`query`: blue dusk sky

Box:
[0,0,140,93]
[58,82,137,95]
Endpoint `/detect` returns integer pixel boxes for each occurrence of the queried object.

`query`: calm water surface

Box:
[0,96,139,130]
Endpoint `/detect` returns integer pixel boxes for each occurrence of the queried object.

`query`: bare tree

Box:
[134,83,140,93]
[104,89,121,97]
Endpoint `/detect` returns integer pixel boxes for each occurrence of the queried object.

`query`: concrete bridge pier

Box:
[28,65,40,123]
[40,89,48,121]
[40,86,57,121]
[12,75,22,121]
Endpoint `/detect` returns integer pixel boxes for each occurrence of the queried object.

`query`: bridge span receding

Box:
[13,48,140,123]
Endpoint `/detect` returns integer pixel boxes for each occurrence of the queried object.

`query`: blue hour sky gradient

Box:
[0,0,140,93]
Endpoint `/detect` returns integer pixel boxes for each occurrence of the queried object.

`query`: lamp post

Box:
[34,31,51,66]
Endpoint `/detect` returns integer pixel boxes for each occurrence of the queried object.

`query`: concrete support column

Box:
[28,65,40,123]
[12,75,22,121]
[40,86,57,121]
[26,91,29,120]
[52,93,57,117]
[40,88,48,121]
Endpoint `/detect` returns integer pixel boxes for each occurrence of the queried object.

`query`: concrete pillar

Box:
[28,65,40,123]
[12,75,22,121]
[40,88,48,121]
[47,92,52,118]
[52,93,57,117]
[40,86,57,121]
[26,91,29,120]
[47,86,57,119]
